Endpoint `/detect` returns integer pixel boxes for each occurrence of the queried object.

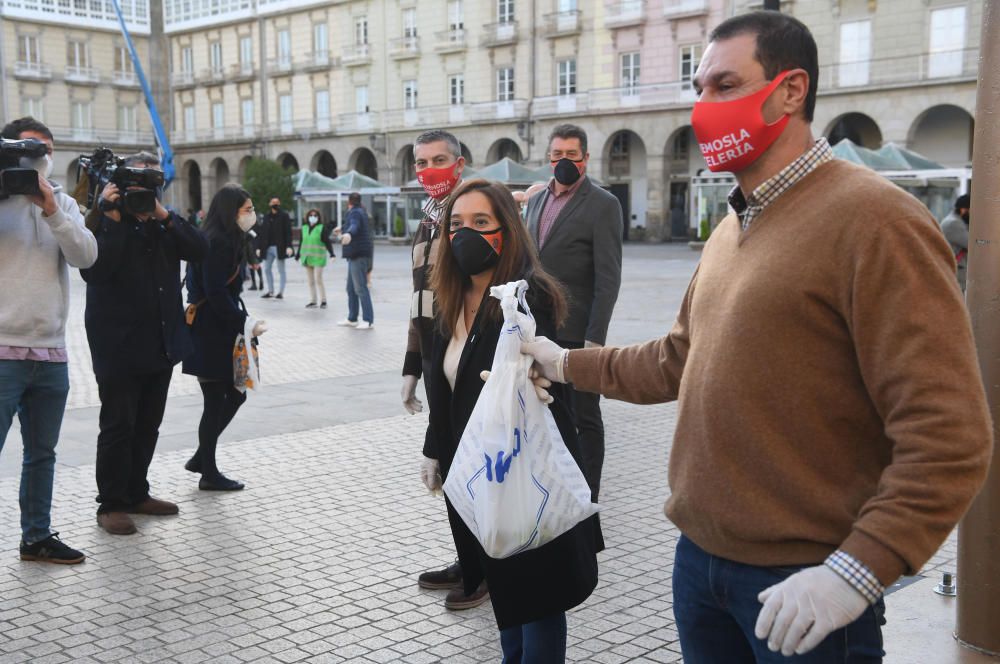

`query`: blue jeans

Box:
[673,535,886,663]
[500,612,567,664]
[0,360,69,544]
[346,256,374,324]
[263,245,286,294]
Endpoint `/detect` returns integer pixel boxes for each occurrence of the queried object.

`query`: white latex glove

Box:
[520,336,568,383]
[420,456,442,495]
[402,375,423,414]
[584,340,603,349]
[285,247,293,258]
[252,320,268,337]
[480,369,553,405]
[754,565,870,657]
[340,233,352,245]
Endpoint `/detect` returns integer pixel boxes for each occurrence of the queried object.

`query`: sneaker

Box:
[275,293,283,300]
[418,561,462,589]
[355,321,373,330]
[20,533,85,564]
[97,512,138,535]
[305,302,317,309]
[128,496,179,516]
[261,292,273,299]
[337,319,358,327]
[445,581,490,610]
[248,285,258,291]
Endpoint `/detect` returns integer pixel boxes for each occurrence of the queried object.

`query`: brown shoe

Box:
[444,581,490,610]
[128,496,179,515]
[97,512,137,535]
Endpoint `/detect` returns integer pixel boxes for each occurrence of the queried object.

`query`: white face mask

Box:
[23,154,53,179]
[308,215,319,224]
[237,211,256,233]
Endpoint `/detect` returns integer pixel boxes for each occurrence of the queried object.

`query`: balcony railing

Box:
[337,111,381,133]
[14,61,52,80]
[482,21,518,47]
[817,49,979,90]
[49,127,152,145]
[435,28,467,53]
[662,0,709,18]
[267,56,294,75]
[606,1,646,28]
[342,44,371,67]
[533,81,698,117]
[467,99,529,122]
[230,62,256,80]
[390,36,421,59]
[199,67,227,85]
[302,51,334,70]
[111,70,140,87]
[171,71,195,87]
[544,10,582,37]
[64,66,101,85]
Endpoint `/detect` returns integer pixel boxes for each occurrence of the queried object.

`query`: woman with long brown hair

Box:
[421,179,600,662]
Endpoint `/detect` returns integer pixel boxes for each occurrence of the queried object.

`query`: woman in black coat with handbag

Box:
[183,184,267,491]
[422,179,600,662]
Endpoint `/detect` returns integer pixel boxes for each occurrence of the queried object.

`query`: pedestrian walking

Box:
[422,179,599,660]
[258,197,293,299]
[521,12,992,661]
[940,193,970,292]
[245,215,264,291]
[0,116,97,563]
[81,152,208,535]
[335,192,374,329]
[297,208,334,308]
[183,184,268,491]
[524,123,623,502]
[401,129,490,610]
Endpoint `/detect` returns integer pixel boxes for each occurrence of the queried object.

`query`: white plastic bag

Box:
[233,317,260,394]
[443,280,600,559]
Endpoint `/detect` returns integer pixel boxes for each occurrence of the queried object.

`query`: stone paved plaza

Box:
[0,244,958,663]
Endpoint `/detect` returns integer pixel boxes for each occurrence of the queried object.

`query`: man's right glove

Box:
[402,375,423,415]
[754,564,870,657]
[420,456,442,494]
[520,336,569,383]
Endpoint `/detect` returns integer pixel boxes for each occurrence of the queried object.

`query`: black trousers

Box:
[558,340,605,502]
[195,380,246,476]
[95,368,173,513]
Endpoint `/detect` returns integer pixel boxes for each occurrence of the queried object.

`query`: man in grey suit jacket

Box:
[525,124,623,501]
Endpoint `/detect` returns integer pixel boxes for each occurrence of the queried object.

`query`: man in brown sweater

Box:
[523,11,992,662]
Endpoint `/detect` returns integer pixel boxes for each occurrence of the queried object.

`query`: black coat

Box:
[182,231,248,381]
[81,212,208,381]
[423,285,601,630]
[259,209,293,256]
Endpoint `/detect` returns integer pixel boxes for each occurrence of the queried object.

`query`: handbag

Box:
[185,264,241,326]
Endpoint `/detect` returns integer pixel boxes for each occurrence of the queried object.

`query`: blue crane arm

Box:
[110,0,175,186]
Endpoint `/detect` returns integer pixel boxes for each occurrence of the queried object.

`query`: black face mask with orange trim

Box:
[450,227,503,276]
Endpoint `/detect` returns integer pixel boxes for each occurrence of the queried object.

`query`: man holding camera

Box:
[258,197,293,299]
[81,151,208,535]
[0,117,97,563]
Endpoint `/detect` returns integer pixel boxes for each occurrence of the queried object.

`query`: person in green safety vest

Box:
[295,208,335,308]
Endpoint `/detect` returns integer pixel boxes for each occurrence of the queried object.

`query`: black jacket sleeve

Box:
[79,215,128,284]
[166,212,210,263]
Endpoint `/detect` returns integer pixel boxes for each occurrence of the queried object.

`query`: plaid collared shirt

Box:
[728,138,834,232]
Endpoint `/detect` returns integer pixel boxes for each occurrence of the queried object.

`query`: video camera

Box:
[0,138,48,197]
[78,147,164,216]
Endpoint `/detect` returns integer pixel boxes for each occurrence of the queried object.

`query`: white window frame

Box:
[448,0,464,30]
[558,0,576,12]
[498,0,514,24]
[181,46,194,74]
[209,41,223,74]
[240,36,254,69]
[277,29,292,66]
[838,20,871,87]
[679,43,702,87]
[404,79,418,110]
[279,94,293,134]
[19,35,40,64]
[928,6,967,78]
[212,102,225,138]
[71,101,94,139]
[356,85,369,114]
[355,17,369,46]
[116,45,133,73]
[118,104,138,133]
[621,51,640,94]
[67,40,90,69]
[449,74,465,106]
[183,104,196,141]
[314,23,328,55]
[241,98,255,137]
[315,89,330,130]
[497,66,514,102]
[403,8,417,38]
[557,59,576,96]
[22,97,44,120]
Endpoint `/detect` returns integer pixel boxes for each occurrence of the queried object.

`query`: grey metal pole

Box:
[957,0,1000,656]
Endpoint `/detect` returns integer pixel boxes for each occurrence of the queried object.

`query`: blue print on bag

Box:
[484,427,524,483]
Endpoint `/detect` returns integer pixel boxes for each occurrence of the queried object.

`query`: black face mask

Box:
[450,227,502,276]
[552,158,583,186]
[271,205,279,211]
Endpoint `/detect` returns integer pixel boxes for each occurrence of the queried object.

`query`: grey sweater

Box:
[0,187,97,348]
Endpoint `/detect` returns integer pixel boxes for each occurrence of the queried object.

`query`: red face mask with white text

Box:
[417,165,461,200]
[690,70,792,173]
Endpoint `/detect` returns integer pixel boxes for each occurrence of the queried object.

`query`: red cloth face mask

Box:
[416,165,461,199]
[690,70,792,173]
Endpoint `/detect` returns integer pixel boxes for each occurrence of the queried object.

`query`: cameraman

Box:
[0,116,97,563]
[80,151,208,535]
